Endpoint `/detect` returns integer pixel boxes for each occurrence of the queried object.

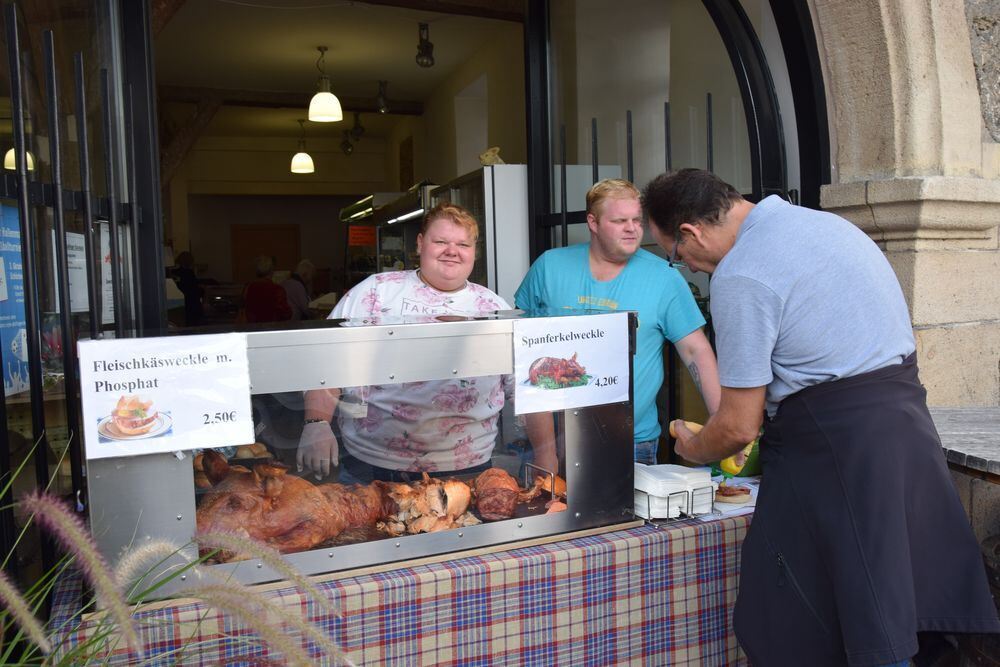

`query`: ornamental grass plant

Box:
[0,439,350,666]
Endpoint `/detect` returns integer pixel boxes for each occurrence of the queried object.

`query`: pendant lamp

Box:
[4,148,34,171]
[308,46,343,122]
[290,120,315,174]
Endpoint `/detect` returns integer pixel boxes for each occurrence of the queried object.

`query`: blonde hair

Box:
[586,178,641,217]
[421,202,480,242]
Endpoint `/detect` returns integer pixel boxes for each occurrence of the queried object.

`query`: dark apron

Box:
[733,354,1000,666]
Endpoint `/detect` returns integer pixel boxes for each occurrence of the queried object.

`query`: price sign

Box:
[78,333,254,460]
[512,312,630,415]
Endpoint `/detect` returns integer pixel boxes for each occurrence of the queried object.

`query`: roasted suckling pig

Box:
[528,353,589,388]
[196,450,340,557]
[196,453,548,561]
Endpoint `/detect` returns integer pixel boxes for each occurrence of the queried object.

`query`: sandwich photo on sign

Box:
[97,394,173,441]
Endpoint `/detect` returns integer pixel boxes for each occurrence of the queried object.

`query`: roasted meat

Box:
[528,353,588,388]
[196,451,337,557]
[197,455,545,561]
[377,474,479,536]
[315,482,396,535]
[473,468,542,520]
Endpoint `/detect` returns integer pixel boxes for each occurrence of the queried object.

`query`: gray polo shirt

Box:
[710,195,916,415]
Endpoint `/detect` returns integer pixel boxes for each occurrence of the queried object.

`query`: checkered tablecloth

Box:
[50,514,751,666]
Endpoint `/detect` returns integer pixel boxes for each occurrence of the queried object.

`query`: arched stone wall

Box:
[811,0,1000,406]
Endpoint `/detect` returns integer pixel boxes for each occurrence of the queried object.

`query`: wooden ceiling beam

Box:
[356,0,524,22]
[158,85,424,116]
[159,93,221,188]
[152,0,188,38]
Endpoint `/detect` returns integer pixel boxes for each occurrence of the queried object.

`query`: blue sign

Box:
[0,204,29,396]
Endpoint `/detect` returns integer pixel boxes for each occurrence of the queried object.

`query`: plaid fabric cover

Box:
[50,514,750,666]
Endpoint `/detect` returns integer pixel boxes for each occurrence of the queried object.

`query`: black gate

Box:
[0,1,162,579]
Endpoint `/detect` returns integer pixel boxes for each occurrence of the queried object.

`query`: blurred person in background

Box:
[243,255,292,324]
[282,259,316,321]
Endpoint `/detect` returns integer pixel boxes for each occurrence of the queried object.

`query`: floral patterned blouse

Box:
[329,271,510,472]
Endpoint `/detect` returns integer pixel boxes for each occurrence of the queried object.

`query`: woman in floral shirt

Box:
[297,203,516,482]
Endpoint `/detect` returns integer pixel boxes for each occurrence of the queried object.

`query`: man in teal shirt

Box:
[515,178,719,463]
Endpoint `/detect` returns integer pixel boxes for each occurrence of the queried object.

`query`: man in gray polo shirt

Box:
[641,169,999,667]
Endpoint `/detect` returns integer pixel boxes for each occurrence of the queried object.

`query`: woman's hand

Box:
[296,421,339,480]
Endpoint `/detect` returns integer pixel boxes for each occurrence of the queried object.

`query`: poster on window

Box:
[0,205,29,396]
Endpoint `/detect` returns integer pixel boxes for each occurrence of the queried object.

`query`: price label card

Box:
[78,333,254,460]
[513,312,630,415]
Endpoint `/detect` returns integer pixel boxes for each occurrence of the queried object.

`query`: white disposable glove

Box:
[296,420,339,480]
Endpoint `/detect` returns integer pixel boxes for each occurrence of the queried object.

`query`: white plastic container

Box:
[633,464,717,519]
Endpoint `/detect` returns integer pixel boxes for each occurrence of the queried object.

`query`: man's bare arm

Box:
[674,329,721,415]
[672,385,765,464]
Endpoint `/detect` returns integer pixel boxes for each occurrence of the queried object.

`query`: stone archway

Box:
[811,0,1000,406]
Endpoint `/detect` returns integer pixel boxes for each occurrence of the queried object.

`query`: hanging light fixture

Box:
[415,23,434,68]
[4,148,34,171]
[350,112,365,142]
[376,80,389,114]
[290,119,315,174]
[308,46,343,122]
[340,130,354,156]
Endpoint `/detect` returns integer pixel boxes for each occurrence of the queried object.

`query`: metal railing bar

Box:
[706,92,714,172]
[626,109,633,183]
[664,101,672,172]
[591,117,598,185]
[73,52,100,340]
[99,69,125,338]
[123,85,143,337]
[43,30,84,509]
[4,1,55,573]
[559,124,568,247]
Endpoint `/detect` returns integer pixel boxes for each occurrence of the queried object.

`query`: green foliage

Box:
[0,436,347,666]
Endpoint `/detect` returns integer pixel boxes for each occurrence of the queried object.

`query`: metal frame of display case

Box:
[87,312,636,597]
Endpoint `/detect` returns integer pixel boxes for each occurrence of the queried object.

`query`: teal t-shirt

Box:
[514,244,705,442]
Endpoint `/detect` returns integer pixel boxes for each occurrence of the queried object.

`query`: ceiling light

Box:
[308,46,343,122]
[415,23,434,68]
[377,80,389,114]
[4,148,34,171]
[350,112,365,142]
[290,119,315,174]
[340,131,354,156]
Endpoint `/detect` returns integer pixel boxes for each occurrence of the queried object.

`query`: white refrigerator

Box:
[430,164,530,306]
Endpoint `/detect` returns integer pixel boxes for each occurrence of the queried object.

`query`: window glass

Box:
[547,0,753,217]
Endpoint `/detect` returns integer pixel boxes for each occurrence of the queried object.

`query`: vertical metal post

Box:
[43,30,84,508]
[100,69,125,338]
[74,53,101,339]
[664,101,673,171]
[5,2,55,572]
[706,92,714,172]
[625,110,634,183]
[559,124,568,248]
[123,85,143,336]
[591,117,598,184]
[664,101,678,456]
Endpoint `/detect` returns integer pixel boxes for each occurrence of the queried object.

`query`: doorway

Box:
[230,224,301,285]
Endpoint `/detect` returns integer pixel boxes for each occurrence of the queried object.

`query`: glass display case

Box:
[86,311,636,598]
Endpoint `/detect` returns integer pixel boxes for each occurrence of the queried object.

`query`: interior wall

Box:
[547,0,751,198]
[165,132,389,252]
[393,20,526,187]
[186,194,356,287]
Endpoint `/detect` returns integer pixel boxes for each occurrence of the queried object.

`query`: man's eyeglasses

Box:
[668,240,687,270]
